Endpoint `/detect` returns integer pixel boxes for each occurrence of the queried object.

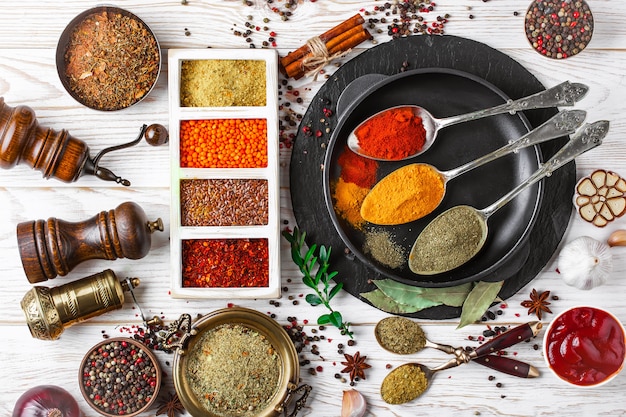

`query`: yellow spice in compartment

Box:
[180,59,267,107]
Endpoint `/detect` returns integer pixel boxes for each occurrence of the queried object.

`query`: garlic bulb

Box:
[557,236,612,290]
[341,389,367,417]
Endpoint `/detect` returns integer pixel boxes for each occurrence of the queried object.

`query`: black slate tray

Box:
[289,35,574,319]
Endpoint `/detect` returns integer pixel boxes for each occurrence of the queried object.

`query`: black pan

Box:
[323,68,542,287]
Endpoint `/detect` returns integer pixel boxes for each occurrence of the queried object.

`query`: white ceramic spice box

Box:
[168,48,280,299]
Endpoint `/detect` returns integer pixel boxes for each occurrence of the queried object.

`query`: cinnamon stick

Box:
[289,28,372,80]
[279,13,365,72]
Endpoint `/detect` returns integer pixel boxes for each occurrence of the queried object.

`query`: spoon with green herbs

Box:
[347,81,588,161]
[361,109,586,225]
[409,120,609,275]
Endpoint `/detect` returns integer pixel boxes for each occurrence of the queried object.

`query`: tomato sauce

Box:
[545,307,625,386]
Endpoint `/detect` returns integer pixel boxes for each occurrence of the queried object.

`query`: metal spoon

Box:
[409,120,609,275]
[361,109,586,225]
[347,81,589,161]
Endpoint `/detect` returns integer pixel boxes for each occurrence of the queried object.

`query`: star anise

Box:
[156,392,185,417]
[520,289,553,320]
[340,351,371,382]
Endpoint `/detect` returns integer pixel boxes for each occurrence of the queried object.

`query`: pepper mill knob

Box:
[17,201,163,283]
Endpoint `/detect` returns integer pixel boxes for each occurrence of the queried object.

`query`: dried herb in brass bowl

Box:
[56,6,161,111]
[172,307,310,417]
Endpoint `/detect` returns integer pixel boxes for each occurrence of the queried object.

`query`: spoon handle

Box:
[473,355,540,378]
[481,120,609,219]
[438,81,589,129]
[445,109,587,179]
[470,322,542,358]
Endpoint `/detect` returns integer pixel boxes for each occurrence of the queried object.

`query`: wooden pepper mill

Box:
[0,97,167,185]
[17,201,164,283]
[20,269,139,340]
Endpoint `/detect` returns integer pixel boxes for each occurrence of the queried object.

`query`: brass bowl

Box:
[78,337,162,417]
[56,5,161,111]
[172,307,309,417]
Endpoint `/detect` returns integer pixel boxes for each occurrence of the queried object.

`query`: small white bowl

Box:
[543,306,626,387]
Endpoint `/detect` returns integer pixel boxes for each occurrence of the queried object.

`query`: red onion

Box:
[12,385,81,417]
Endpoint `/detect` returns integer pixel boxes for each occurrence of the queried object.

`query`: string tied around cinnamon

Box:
[301,35,352,81]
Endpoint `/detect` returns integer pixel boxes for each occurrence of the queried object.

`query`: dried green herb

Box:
[282,227,353,338]
[457,281,504,329]
[361,279,473,314]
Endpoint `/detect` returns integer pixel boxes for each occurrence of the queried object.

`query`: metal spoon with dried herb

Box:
[375,317,456,355]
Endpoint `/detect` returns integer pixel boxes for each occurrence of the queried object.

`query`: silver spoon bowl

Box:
[347,81,589,161]
[409,120,609,275]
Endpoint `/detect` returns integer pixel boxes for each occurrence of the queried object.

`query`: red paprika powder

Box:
[337,146,378,188]
[182,238,269,288]
[354,106,426,160]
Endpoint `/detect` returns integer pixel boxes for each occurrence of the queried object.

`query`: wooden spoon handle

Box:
[473,355,539,378]
[471,322,542,358]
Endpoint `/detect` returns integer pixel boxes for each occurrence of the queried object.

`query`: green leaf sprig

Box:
[282,227,353,339]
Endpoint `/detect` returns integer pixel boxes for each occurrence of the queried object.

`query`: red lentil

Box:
[182,239,269,287]
[180,179,269,226]
[180,119,268,168]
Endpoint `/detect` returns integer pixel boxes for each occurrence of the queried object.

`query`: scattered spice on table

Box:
[525,0,594,59]
[363,230,405,269]
[375,317,426,354]
[185,323,281,416]
[182,239,269,288]
[354,107,426,160]
[337,146,378,189]
[180,118,268,168]
[180,59,266,106]
[180,179,268,226]
[362,0,449,37]
[332,178,369,230]
[63,10,160,111]
[409,205,484,274]
[361,163,445,225]
[520,289,552,320]
[340,351,371,384]
[81,339,159,416]
[381,363,429,404]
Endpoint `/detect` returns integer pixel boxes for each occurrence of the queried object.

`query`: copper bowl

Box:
[79,337,162,417]
[56,5,161,111]
[172,307,310,417]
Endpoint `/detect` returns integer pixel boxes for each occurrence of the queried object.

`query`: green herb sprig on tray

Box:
[282,227,353,339]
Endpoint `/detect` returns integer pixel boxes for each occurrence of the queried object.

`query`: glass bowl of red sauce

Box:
[543,306,626,387]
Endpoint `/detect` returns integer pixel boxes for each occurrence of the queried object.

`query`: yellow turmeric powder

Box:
[332,177,369,229]
[360,163,445,225]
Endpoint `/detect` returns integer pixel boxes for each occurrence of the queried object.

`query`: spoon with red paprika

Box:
[347,80,588,161]
[361,109,586,225]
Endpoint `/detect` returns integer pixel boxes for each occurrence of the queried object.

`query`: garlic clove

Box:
[607,230,626,247]
[341,389,367,417]
[557,236,612,290]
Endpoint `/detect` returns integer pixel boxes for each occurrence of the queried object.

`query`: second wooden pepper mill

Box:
[17,201,163,283]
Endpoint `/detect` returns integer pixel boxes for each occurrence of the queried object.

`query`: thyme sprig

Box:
[282,227,353,339]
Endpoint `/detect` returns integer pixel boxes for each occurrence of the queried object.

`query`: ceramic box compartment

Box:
[168,48,280,299]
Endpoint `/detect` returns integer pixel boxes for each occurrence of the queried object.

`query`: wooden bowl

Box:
[79,337,162,417]
[56,6,161,111]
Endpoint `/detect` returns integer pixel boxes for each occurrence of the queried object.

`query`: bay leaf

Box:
[457,281,504,329]
[361,289,426,314]
[372,279,471,307]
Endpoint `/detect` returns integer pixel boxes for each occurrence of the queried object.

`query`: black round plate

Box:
[289,35,574,319]
[324,68,542,287]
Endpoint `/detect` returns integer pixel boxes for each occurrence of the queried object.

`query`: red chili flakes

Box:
[182,238,269,287]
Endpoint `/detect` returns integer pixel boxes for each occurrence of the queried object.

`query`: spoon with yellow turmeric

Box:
[360,109,586,225]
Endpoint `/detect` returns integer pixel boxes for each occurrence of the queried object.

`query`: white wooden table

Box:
[1,1,625,416]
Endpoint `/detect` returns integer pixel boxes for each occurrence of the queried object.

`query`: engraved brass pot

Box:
[171,307,310,417]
